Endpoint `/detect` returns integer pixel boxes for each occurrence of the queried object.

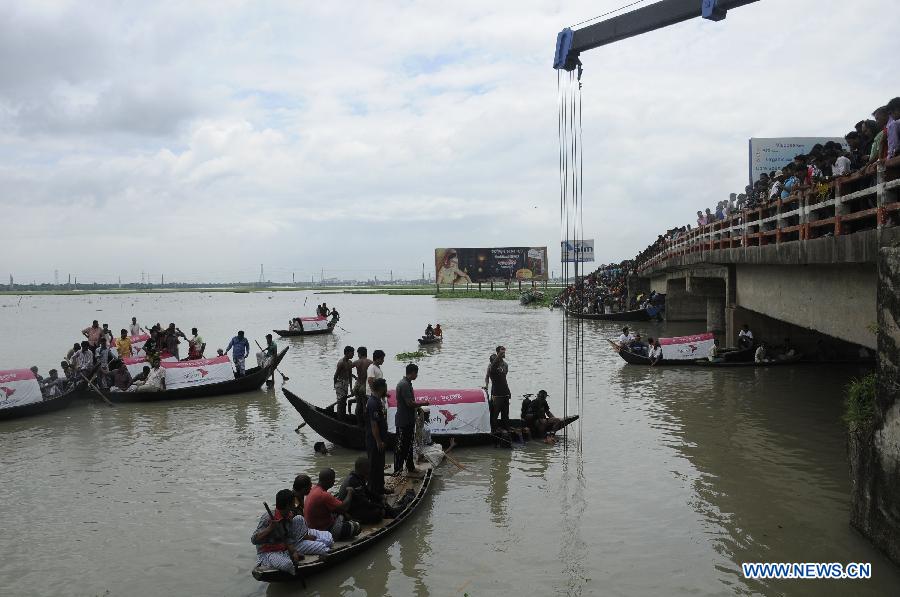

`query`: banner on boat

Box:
[561,239,594,263]
[749,137,848,184]
[297,316,330,332]
[386,388,490,435]
[659,332,715,360]
[0,369,43,409]
[121,354,191,378]
[130,333,150,356]
[160,355,234,389]
[435,247,548,284]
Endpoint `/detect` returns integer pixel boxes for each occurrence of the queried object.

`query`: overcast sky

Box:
[2,0,896,284]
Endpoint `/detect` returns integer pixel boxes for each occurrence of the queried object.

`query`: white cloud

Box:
[1,0,897,282]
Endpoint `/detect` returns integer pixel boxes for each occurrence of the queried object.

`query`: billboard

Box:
[562,239,594,262]
[435,247,548,284]
[749,137,848,184]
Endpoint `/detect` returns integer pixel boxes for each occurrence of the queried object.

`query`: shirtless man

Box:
[350,347,373,425]
[333,346,355,417]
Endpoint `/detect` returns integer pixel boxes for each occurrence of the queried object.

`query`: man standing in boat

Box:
[333,346,355,416]
[366,378,390,496]
[395,363,427,475]
[484,346,511,430]
[350,347,372,425]
[225,330,251,376]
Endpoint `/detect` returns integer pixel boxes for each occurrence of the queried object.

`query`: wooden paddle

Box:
[79,372,115,408]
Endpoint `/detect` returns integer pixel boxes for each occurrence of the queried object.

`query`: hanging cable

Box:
[571,0,650,28]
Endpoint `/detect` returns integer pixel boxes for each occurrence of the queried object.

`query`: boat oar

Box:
[80,372,115,408]
[442,438,466,470]
[255,340,289,382]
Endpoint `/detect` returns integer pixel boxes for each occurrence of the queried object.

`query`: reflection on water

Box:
[1,292,898,596]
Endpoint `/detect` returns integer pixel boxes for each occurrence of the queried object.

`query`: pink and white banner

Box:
[0,369,44,409]
[298,316,330,332]
[386,388,490,435]
[121,355,178,377]
[130,333,150,356]
[658,332,714,360]
[160,355,234,389]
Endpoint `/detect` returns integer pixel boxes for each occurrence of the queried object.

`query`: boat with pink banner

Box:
[0,368,79,421]
[282,387,578,449]
[609,332,753,366]
[273,315,336,337]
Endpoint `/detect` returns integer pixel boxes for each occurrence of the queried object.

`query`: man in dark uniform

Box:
[484,346,511,430]
[366,378,390,495]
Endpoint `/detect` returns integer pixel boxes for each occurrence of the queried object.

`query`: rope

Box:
[571,0,650,28]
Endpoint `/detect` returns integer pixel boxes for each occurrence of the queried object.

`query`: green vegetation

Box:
[395,350,429,361]
[844,373,878,433]
[341,286,563,307]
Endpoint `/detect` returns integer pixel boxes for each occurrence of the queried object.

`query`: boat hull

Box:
[566,307,661,321]
[282,388,578,450]
[0,388,79,421]
[252,463,433,583]
[103,348,288,402]
[273,326,334,337]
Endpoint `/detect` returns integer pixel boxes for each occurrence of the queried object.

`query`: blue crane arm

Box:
[554,0,761,70]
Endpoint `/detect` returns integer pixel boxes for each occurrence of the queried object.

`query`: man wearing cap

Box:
[529,390,562,438]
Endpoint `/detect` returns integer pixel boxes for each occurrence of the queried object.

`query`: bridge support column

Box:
[707,296,726,334]
[849,247,900,566]
[665,278,706,321]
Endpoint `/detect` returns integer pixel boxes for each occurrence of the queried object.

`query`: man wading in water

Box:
[484,345,511,430]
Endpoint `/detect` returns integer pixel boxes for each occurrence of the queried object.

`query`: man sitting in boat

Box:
[433,324,443,339]
[337,456,394,524]
[129,361,165,392]
[648,338,663,365]
[40,369,69,398]
[617,326,634,348]
[627,334,648,357]
[424,324,435,339]
[288,318,303,332]
[754,343,769,363]
[738,324,754,349]
[528,390,563,438]
[304,468,361,541]
[109,364,133,392]
[251,489,329,576]
[707,338,724,363]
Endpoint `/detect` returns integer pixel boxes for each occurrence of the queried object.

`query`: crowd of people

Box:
[556,262,633,313]
[31,317,283,399]
[695,97,900,230]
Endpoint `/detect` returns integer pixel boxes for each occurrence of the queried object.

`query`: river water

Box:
[0,291,897,596]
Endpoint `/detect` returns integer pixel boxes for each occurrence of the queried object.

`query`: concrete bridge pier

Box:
[664,278,706,322]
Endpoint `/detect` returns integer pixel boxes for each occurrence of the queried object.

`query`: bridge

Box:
[631,157,900,355]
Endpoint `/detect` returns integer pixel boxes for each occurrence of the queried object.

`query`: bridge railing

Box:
[637,156,900,273]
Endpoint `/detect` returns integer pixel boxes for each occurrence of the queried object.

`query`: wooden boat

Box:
[0,387,80,421]
[610,339,754,366]
[417,336,442,346]
[566,306,663,322]
[252,463,434,583]
[693,354,804,367]
[282,388,578,450]
[103,348,288,403]
[273,322,336,337]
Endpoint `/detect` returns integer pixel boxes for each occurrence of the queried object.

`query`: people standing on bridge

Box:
[485,346,511,430]
[225,330,251,376]
[333,346,355,416]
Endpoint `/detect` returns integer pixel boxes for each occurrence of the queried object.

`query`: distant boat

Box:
[274,316,336,337]
[567,305,663,322]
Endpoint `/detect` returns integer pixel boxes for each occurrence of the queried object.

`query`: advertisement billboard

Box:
[561,239,594,262]
[749,137,848,184]
[435,247,548,284]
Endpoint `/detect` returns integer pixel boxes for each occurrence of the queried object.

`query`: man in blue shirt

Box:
[365,378,390,496]
[225,330,251,376]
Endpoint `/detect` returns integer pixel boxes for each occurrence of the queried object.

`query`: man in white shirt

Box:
[366,350,385,395]
[738,324,754,349]
[135,362,166,392]
[832,152,851,177]
[648,339,663,366]
[129,317,143,337]
[617,326,634,348]
[754,344,767,363]
[707,338,723,363]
